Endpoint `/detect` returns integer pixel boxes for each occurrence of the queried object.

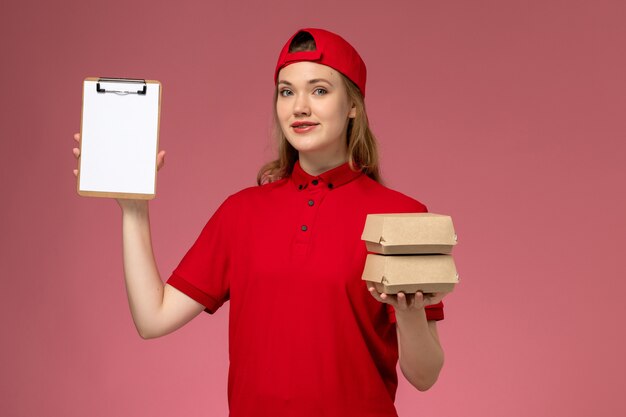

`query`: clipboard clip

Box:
[96,77,147,95]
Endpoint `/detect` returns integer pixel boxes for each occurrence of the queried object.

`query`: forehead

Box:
[277,61,341,84]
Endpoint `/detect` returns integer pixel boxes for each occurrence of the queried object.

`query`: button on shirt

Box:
[167,161,444,417]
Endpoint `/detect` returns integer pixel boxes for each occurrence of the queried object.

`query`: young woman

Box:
[73,28,447,417]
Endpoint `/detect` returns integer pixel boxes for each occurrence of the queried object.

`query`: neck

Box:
[298,148,348,176]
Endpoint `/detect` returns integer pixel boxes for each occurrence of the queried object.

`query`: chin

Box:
[286,137,324,153]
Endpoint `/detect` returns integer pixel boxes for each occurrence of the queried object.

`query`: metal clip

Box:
[96,77,147,95]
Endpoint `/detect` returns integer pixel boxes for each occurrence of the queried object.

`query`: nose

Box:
[293,93,310,117]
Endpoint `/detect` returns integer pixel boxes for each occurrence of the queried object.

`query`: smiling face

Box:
[276,61,356,173]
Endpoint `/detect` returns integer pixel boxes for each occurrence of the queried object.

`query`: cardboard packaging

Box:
[361,213,457,255]
[362,254,459,294]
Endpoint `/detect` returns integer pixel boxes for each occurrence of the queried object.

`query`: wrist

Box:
[395,306,427,326]
[120,200,150,218]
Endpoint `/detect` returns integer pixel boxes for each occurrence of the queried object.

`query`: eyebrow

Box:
[277,78,334,86]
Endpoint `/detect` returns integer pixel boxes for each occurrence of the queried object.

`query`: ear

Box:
[348,102,356,119]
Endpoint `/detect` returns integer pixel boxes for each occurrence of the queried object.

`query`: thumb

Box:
[157,150,166,170]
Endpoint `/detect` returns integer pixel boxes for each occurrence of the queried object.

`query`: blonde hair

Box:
[257,34,381,185]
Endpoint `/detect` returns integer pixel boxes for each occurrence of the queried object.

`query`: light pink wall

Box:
[1,0,624,416]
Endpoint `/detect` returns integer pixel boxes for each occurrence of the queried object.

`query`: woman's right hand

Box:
[72,132,167,211]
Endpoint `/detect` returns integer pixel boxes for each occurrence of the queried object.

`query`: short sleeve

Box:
[166,197,234,314]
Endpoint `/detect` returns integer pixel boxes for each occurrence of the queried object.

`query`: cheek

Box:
[275,106,292,137]
[324,107,350,134]
[275,101,290,123]
[322,100,350,124]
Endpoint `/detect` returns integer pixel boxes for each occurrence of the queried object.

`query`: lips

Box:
[291,121,319,134]
[291,121,319,128]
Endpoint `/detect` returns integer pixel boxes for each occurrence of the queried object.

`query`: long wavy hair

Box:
[257,32,381,185]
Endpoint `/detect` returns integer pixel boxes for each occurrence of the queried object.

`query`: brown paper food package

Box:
[361,213,457,255]
[362,254,459,294]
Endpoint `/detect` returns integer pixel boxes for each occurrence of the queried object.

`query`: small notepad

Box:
[78,77,162,199]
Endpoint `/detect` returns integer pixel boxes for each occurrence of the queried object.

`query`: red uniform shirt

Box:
[167,161,444,417]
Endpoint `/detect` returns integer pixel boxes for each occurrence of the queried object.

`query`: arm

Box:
[367,284,446,391]
[395,300,444,391]
[121,203,205,339]
[73,133,205,339]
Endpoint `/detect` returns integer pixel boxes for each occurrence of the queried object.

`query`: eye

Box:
[313,88,328,96]
[279,89,293,97]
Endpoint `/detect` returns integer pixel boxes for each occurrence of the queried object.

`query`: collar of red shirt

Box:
[290,160,363,191]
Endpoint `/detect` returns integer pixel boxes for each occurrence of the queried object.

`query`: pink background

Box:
[1,0,625,416]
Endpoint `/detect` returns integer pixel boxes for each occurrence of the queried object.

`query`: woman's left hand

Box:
[365,281,446,312]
